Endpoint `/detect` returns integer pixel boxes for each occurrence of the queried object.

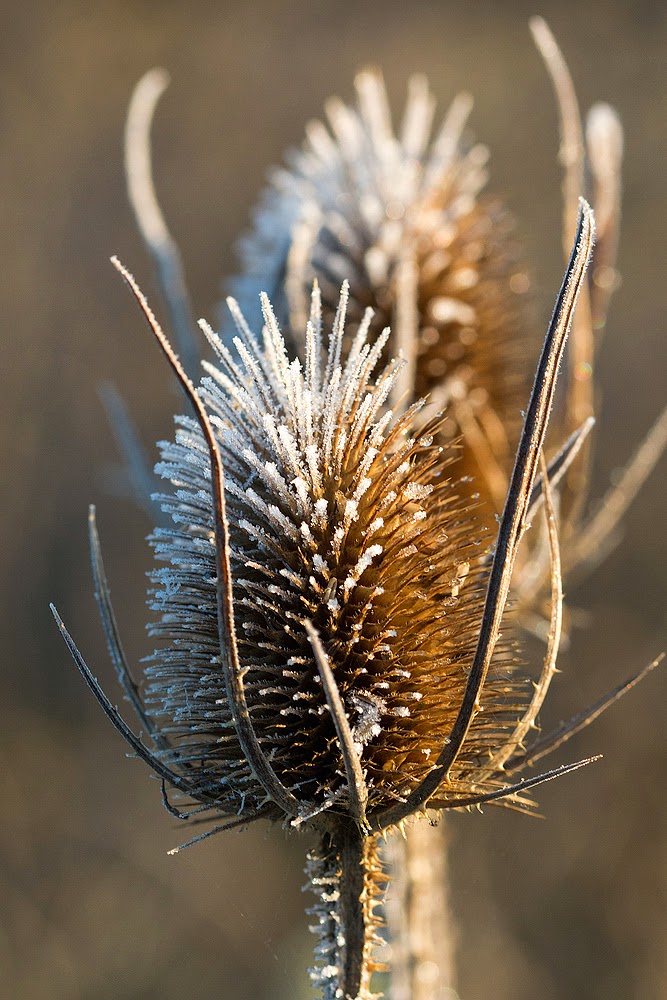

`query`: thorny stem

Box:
[307,823,384,1000]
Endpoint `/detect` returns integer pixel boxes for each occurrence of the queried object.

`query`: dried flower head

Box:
[140,283,523,822]
[49,23,667,993]
[230,70,534,513]
[225,43,666,660]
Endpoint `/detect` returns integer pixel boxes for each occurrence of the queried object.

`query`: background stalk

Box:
[387,820,457,1000]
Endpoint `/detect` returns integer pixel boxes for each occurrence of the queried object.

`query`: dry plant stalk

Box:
[52,24,666,1000]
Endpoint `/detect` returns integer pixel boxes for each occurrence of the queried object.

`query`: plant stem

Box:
[306,821,384,1000]
[387,820,456,1000]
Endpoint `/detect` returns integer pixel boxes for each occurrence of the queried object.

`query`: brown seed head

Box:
[148,284,524,823]
[230,71,535,513]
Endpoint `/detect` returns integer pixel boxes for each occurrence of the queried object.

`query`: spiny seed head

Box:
[229,70,534,499]
[148,284,525,824]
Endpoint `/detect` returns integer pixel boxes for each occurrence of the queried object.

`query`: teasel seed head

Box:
[53,204,640,1000]
[146,281,526,824]
[230,70,534,513]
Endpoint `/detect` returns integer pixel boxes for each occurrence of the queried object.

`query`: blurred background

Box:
[2,1,666,998]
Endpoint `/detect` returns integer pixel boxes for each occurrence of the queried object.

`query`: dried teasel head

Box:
[122,46,666,649]
[62,281,535,829]
[229,70,535,515]
[224,47,666,654]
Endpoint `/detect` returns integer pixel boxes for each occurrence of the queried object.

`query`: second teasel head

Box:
[230,70,535,515]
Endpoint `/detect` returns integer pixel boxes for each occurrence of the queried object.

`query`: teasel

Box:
[223,60,540,1000]
[49,36,664,997]
[221,26,667,642]
[49,25,665,1000]
[117,36,665,651]
[229,68,534,522]
[53,200,665,1000]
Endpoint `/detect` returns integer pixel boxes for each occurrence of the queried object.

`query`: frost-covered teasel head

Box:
[54,205,603,849]
[137,281,528,827]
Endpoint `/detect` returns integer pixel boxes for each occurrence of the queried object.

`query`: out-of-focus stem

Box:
[387,819,456,1000]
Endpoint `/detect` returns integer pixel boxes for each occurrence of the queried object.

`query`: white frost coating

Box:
[403,482,434,501]
[320,966,339,980]
[313,554,330,575]
[293,476,310,508]
[352,477,372,504]
[344,499,359,525]
[352,544,383,580]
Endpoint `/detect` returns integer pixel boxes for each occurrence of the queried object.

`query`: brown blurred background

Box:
[1,1,666,998]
